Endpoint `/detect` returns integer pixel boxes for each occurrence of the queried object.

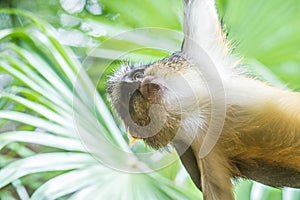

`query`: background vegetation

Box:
[0,0,299,199]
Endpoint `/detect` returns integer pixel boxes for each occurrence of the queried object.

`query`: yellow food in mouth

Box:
[128,133,141,147]
[129,137,138,147]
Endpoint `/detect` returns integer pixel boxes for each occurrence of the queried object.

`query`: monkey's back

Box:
[221,89,300,188]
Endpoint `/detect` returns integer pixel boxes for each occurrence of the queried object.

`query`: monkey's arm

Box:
[173,141,202,190]
[182,0,222,52]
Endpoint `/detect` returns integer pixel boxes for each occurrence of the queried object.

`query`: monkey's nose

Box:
[139,83,160,103]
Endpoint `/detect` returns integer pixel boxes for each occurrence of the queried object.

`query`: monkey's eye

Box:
[132,71,144,81]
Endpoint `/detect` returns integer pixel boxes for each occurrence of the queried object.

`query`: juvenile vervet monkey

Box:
[107,0,300,199]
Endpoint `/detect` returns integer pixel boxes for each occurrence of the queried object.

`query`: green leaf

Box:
[0,131,85,151]
[31,166,112,200]
[0,152,96,188]
[0,111,73,137]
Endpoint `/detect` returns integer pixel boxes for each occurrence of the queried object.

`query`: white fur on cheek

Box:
[161,68,209,114]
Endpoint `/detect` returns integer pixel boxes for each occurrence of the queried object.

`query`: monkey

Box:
[106,0,300,199]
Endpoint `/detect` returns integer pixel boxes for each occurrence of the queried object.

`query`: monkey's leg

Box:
[198,150,234,200]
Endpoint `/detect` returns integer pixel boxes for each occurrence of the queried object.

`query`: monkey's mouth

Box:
[114,76,166,141]
[128,86,163,138]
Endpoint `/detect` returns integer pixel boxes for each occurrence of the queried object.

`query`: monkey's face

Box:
[107,53,205,148]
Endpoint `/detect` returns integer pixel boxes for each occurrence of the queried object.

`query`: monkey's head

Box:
[107,53,207,149]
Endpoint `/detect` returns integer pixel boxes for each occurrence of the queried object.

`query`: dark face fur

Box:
[107,53,188,149]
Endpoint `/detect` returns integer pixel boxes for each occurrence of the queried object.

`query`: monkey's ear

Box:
[182,0,223,52]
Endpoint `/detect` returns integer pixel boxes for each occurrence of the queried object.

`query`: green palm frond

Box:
[0,9,200,200]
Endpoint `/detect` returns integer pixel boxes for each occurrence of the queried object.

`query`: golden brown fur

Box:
[222,90,300,171]
[174,87,300,200]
